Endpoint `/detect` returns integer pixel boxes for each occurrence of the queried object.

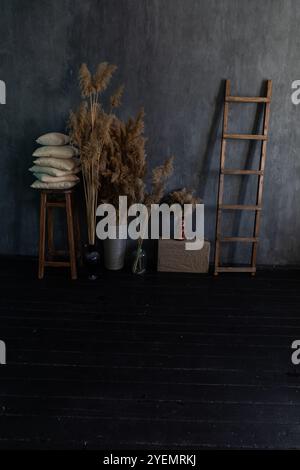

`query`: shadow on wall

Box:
[197,80,226,261]
[198,80,226,201]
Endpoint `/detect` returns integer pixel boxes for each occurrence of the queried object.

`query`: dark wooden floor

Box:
[0,258,300,449]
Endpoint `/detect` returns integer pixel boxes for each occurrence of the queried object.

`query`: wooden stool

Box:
[38,189,81,280]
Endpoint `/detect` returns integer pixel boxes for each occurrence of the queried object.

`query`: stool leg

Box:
[74,205,83,267]
[38,192,47,280]
[66,193,77,280]
[47,207,54,260]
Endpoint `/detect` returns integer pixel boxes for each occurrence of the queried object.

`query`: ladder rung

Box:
[219,204,262,211]
[222,169,263,175]
[220,237,259,243]
[223,133,267,141]
[226,96,271,103]
[216,267,256,273]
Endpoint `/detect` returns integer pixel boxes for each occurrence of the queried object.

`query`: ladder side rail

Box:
[214,80,230,275]
[251,80,273,273]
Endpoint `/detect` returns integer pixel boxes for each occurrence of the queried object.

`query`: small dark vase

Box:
[84,244,101,281]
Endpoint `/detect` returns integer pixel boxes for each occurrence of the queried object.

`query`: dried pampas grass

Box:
[69,61,175,247]
[110,85,124,109]
[69,62,118,245]
[145,156,174,206]
[94,62,117,94]
[169,188,201,207]
[133,156,174,273]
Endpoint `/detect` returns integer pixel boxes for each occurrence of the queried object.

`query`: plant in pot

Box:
[68,62,117,278]
[69,61,148,271]
[69,61,174,272]
[131,158,174,274]
[101,108,174,272]
[98,108,147,270]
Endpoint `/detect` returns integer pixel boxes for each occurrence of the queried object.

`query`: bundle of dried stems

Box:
[169,188,200,207]
[69,62,117,244]
[69,61,174,248]
[132,157,174,273]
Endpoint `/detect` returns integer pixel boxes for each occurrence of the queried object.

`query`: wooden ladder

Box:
[214,79,272,276]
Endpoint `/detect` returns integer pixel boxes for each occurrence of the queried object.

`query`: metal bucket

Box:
[103,225,127,270]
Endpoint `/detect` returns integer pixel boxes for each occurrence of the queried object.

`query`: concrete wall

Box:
[0,0,299,265]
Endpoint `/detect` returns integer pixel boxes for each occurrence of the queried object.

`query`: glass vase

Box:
[84,244,101,281]
[132,247,147,275]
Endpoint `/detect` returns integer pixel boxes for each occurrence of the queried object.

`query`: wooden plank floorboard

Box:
[3,396,300,424]
[0,415,300,449]
[3,314,300,330]
[0,258,300,448]
[0,329,297,348]
[7,350,292,370]
[1,380,300,404]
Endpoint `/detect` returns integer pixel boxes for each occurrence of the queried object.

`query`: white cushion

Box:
[33,145,77,159]
[36,133,70,146]
[33,173,80,183]
[33,157,79,171]
[31,180,78,190]
[29,165,81,177]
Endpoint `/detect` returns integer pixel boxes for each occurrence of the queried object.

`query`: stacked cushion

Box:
[36,132,70,146]
[29,132,80,190]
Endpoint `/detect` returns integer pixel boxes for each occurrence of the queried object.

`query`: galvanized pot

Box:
[103,225,127,270]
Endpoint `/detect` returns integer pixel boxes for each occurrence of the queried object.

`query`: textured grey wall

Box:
[0,0,298,265]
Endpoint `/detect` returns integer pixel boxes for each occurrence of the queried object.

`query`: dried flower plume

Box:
[169,188,201,207]
[69,61,175,246]
[110,85,124,109]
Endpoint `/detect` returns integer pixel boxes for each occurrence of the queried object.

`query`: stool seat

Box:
[38,188,81,280]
